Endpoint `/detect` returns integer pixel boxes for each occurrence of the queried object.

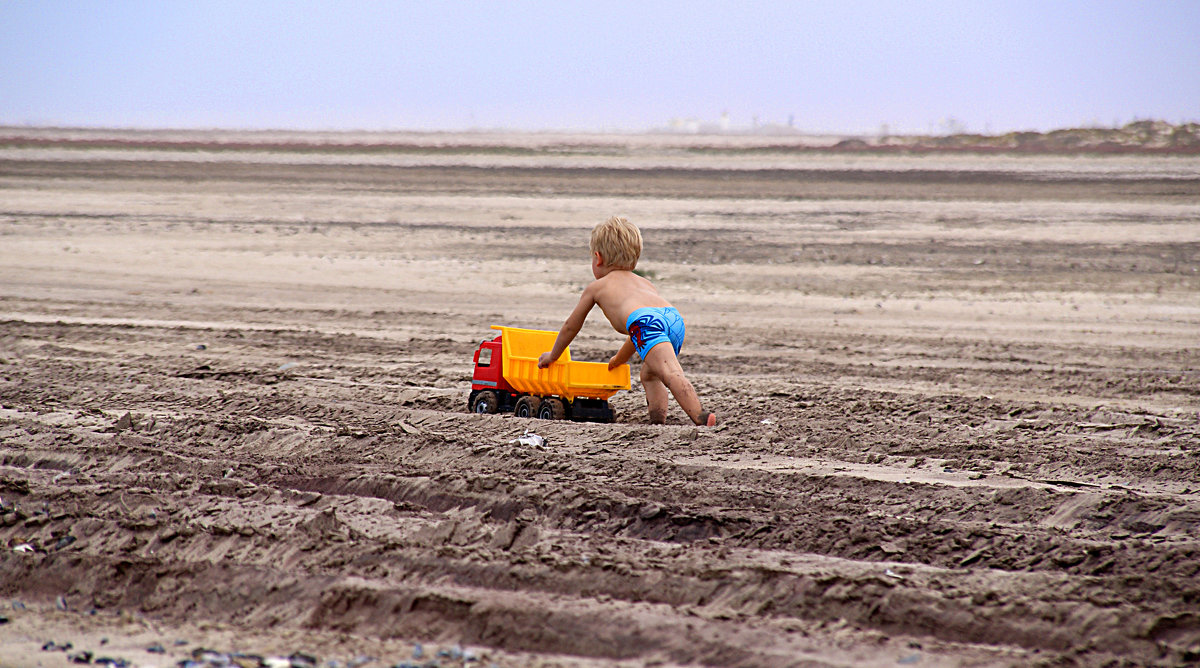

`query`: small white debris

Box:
[509,429,546,447]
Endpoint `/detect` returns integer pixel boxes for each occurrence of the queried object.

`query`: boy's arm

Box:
[537,287,596,368]
[608,338,635,370]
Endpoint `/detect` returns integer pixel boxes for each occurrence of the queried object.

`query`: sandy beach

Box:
[1,129,1198,666]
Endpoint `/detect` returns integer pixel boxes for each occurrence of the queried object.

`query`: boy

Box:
[537,216,717,426]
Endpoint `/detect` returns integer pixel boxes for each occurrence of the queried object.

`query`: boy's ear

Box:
[593,251,605,265]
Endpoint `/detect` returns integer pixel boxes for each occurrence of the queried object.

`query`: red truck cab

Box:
[468,335,517,414]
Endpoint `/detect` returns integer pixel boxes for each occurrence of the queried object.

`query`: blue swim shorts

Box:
[626,306,686,359]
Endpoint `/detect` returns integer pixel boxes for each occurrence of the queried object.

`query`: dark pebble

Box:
[0,614,8,624]
[70,650,94,663]
[56,535,78,550]
[148,643,166,653]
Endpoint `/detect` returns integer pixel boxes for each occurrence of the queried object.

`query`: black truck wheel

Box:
[471,390,499,414]
[537,397,566,420]
[514,395,542,418]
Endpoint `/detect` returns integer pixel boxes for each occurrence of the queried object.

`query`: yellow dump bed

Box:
[492,325,630,401]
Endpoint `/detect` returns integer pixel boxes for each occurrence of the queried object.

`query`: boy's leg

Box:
[641,343,715,426]
[640,364,670,424]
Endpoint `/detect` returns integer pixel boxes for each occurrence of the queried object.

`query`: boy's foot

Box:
[698,411,717,427]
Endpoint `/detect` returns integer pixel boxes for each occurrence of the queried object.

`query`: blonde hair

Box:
[590,216,642,270]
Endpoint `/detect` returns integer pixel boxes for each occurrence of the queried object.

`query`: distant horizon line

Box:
[3,117,1198,139]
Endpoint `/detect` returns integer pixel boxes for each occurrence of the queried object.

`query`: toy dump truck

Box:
[468,325,631,422]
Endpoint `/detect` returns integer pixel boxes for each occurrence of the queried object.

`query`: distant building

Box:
[662,112,800,135]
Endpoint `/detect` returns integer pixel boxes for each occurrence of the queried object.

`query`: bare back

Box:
[588,270,672,334]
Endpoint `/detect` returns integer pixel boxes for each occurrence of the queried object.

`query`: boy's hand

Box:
[537,352,554,368]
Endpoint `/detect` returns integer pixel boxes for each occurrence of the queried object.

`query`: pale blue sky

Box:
[2,1,1197,134]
